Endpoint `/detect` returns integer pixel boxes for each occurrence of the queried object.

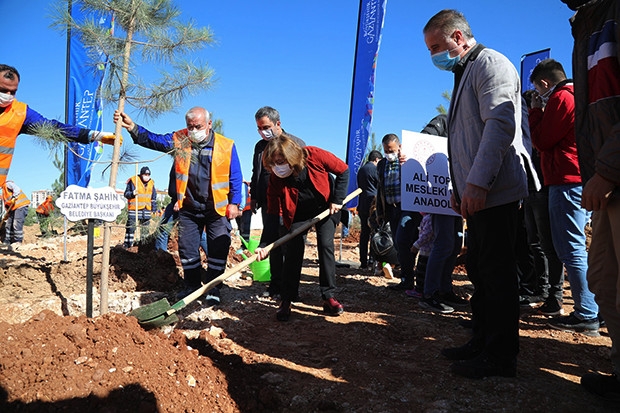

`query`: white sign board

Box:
[400,130,460,216]
[56,185,125,222]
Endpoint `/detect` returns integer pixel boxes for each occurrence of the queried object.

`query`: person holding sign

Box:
[376,133,422,291]
[423,9,536,379]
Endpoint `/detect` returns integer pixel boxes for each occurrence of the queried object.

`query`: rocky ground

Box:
[0,221,618,412]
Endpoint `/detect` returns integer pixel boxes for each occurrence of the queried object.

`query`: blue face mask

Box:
[431,46,461,71]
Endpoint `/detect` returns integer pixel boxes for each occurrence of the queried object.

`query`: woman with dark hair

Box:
[255,134,349,321]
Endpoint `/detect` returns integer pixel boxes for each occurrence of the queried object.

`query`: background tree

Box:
[436,90,451,115]
[52,0,217,313]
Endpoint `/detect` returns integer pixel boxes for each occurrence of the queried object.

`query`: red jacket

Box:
[529,81,581,186]
[266,146,349,229]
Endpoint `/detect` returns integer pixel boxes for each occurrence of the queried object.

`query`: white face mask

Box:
[0,92,15,108]
[141,175,151,182]
[188,128,207,143]
[385,152,399,162]
[272,163,293,178]
[259,128,274,141]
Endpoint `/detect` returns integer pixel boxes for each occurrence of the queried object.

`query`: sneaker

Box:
[419,293,454,314]
[581,372,620,401]
[323,297,344,316]
[382,263,394,279]
[538,299,564,316]
[438,290,469,307]
[548,312,600,336]
[405,288,423,298]
[519,295,544,308]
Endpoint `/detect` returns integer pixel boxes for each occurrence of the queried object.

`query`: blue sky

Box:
[2,0,575,199]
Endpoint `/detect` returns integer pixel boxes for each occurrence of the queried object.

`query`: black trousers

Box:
[467,201,520,363]
[281,212,340,301]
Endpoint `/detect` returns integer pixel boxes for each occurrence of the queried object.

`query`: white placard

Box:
[56,185,125,222]
[400,130,460,216]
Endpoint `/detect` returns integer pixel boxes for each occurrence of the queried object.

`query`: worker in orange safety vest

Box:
[1,180,30,248]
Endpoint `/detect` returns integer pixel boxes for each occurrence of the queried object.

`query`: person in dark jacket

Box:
[252,106,306,298]
[254,135,349,322]
[560,0,620,398]
[356,150,382,269]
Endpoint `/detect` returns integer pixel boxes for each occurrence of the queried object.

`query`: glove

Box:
[89,130,122,145]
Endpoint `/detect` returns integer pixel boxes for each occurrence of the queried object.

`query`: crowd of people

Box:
[1,0,619,399]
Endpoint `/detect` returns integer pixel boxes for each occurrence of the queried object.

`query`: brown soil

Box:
[0,222,617,412]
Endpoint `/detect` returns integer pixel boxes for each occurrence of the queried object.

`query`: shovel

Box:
[128,188,362,327]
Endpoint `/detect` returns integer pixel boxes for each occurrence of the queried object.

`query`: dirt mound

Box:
[0,224,618,412]
[0,310,237,412]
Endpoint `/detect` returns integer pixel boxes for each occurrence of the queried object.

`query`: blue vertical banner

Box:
[66,4,113,187]
[520,48,550,92]
[345,0,387,208]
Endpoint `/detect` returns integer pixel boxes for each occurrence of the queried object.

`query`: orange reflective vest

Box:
[0,100,27,189]
[172,131,233,216]
[36,197,54,216]
[127,176,155,211]
[2,183,30,212]
[242,183,251,212]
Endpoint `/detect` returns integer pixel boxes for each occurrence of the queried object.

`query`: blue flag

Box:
[345,0,387,208]
[520,48,550,92]
[66,5,112,187]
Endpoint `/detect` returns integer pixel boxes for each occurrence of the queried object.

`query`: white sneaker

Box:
[382,263,394,279]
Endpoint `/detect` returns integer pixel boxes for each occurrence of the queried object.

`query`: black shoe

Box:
[441,340,483,361]
[548,312,600,336]
[176,285,200,302]
[450,353,517,379]
[581,372,620,401]
[538,299,564,316]
[519,295,544,308]
[438,290,469,307]
[276,300,292,321]
[204,288,221,306]
[388,279,414,291]
[419,293,454,314]
[458,318,473,329]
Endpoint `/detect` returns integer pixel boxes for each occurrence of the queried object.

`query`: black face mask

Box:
[561,0,591,11]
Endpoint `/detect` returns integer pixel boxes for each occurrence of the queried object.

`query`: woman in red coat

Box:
[255,134,349,321]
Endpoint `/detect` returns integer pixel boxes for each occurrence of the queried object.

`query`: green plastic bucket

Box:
[245,237,271,282]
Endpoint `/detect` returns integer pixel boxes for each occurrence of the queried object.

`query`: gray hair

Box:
[186,107,210,121]
[423,9,474,41]
[254,106,280,123]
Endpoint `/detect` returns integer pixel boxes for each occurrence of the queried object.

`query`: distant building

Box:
[31,190,54,208]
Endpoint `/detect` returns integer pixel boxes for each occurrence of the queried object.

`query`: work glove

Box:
[89,130,122,145]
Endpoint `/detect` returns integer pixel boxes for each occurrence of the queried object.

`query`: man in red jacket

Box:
[529,58,599,335]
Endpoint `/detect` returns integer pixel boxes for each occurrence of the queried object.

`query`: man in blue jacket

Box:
[114,107,242,306]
